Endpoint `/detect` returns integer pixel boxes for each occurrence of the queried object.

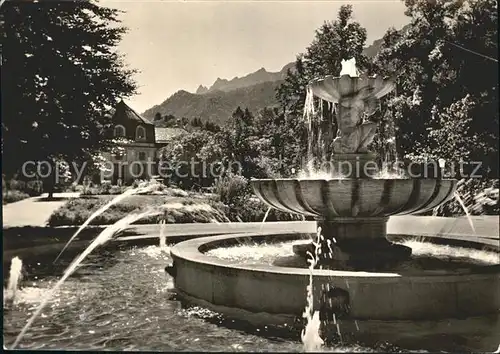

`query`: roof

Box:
[155,127,188,144]
[113,100,153,125]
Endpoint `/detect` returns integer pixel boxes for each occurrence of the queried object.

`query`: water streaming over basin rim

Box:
[203,238,500,273]
[3,242,412,352]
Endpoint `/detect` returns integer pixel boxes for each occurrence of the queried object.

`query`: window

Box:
[138,152,147,161]
[114,125,126,137]
[136,125,146,140]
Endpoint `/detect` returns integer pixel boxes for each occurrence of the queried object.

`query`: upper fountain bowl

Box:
[251,178,457,218]
[308,74,396,104]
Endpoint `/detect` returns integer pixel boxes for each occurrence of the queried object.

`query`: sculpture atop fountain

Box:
[307,57,397,177]
[251,58,457,270]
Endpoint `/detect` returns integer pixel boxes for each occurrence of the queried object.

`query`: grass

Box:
[47,194,230,226]
[47,192,299,226]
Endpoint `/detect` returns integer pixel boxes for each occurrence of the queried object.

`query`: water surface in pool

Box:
[3,244,387,352]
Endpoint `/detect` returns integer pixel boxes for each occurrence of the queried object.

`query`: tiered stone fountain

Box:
[252,58,457,270]
[167,59,499,351]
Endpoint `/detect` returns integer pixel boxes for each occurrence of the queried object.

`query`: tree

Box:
[190,117,203,128]
[252,107,306,176]
[203,121,220,133]
[374,0,498,176]
[158,130,221,188]
[276,5,370,161]
[277,5,370,116]
[2,0,137,197]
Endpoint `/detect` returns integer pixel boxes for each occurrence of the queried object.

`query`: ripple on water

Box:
[3,245,386,352]
[205,241,300,265]
[5,243,482,352]
[205,239,499,272]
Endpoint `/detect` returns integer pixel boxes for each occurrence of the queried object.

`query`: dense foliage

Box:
[374,0,498,177]
[158,2,498,215]
[1,0,137,196]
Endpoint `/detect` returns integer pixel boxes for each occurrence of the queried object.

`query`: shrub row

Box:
[2,178,44,204]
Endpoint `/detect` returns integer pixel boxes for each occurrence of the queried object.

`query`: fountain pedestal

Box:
[293,217,412,270]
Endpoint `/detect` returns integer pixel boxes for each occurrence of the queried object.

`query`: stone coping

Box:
[3,216,498,254]
[170,232,499,280]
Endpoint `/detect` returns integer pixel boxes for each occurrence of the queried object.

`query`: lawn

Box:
[47,194,230,226]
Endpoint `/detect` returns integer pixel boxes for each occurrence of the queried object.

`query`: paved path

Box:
[116,215,499,243]
[3,216,498,255]
[389,215,499,240]
[118,215,499,238]
[2,193,80,228]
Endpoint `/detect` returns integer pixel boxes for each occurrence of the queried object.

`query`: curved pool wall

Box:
[169,232,500,319]
[167,217,500,351]
[3,217,499,351]
[4,216,498,260]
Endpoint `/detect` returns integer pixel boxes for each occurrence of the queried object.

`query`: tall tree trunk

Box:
[47,160,57,199]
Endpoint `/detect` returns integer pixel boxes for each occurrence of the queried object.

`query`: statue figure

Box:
[307,57,396,156]
[331,86,380,154]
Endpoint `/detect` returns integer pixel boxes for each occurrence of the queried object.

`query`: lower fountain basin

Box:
[170,232,499,320]
[169,231,499,351]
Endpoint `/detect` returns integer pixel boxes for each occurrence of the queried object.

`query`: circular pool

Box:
[168,232,500,352]
[3,231,499,352]
[3,242,379,352]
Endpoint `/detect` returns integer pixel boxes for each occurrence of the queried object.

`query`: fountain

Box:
[4,256,23,306]
[165,58,499,351]
[253,58,456,270]
[2,62,499,352]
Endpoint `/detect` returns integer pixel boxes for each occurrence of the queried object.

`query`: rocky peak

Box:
[196,85,209,94]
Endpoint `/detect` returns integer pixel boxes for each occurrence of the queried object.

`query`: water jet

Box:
[166,59,499,351]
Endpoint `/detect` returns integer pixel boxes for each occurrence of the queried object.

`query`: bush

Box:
[3,190,30,204]
[47,195,231,226]
[2,178,43,203]
[25,180,44,196]
[214,174,251,206]
[8,179,26,191]
[81,184,128,196]
[433,178,499,216]
[228,197,301,222]
[66,183,85,193]
[212,174,298,222]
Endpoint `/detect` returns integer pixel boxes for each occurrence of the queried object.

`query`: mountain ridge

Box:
[144,80,282,125]
[142,28,405,125]
[201,63,293,94]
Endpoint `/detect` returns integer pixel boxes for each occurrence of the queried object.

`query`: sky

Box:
[106,0,410,113]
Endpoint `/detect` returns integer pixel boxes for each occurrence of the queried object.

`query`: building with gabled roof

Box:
[101,100,157,184]
[101,100,189,185]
